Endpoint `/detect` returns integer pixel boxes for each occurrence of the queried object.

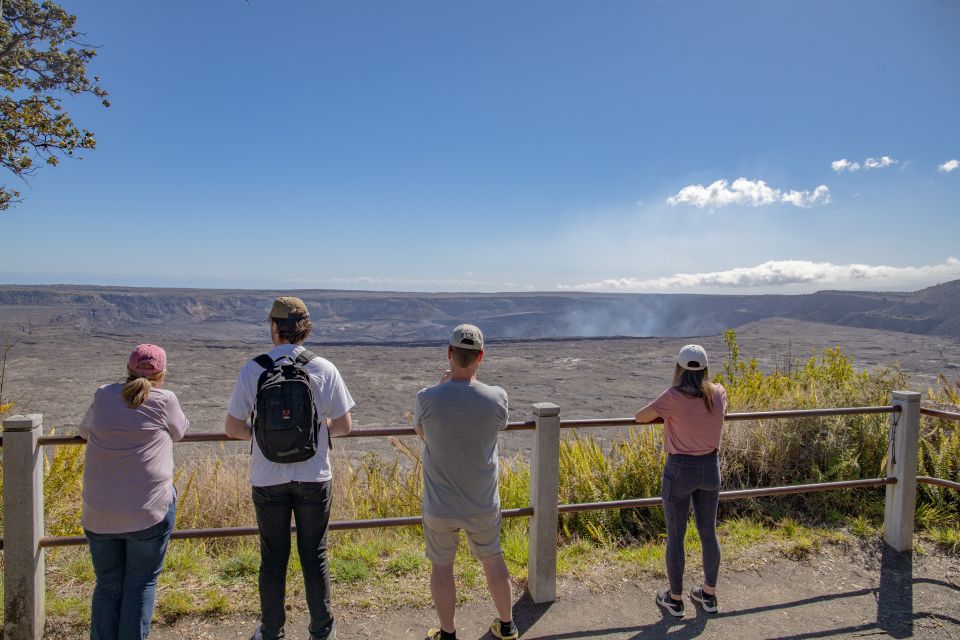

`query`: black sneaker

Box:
[655,589,684,617]
[311,626,336,640]
[690,586,719,613]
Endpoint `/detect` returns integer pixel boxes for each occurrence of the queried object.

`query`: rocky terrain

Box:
[1,318,957,463]
[1,280,959,343]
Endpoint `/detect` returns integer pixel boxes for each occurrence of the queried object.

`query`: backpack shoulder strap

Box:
[292,348,330,449]
[253,354,274,370]
[296,349,319,365]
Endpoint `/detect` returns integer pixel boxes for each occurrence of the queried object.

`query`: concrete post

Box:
[884,392,921,552]
[527,402,560,604]
[3,414,46,640]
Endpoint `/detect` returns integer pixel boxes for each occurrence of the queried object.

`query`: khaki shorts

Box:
[422,511,503,565]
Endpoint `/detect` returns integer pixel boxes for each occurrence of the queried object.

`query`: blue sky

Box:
[1,0,959,293]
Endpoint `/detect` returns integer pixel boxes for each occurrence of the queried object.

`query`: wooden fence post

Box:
[528,402,560,604]
[884,392,921,552]
[3,414,46,640]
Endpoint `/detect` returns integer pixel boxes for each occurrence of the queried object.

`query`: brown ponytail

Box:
[121,369,165,408]
[672,365,717,413]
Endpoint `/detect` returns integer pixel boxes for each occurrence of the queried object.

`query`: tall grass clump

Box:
[556,428,665,543]
[717,330,905,499]
[918,375,960,518]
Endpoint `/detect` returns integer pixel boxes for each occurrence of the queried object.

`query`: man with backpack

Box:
[226,296,354,640]
[414,324,518,640]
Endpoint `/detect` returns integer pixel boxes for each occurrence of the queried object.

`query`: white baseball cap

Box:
[677,344,708,370]
[450,324,484,350]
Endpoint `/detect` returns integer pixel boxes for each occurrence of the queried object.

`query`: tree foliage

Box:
[0,0,108,210]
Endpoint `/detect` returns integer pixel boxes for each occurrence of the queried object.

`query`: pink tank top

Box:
[651,384,726,455]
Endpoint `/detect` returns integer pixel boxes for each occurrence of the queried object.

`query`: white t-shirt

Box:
[227,344,355,487]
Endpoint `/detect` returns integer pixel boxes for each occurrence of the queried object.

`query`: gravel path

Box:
[46,543,959,640]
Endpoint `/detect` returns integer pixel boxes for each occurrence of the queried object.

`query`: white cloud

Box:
[666,178,830,209]
[864,156,897,169]
[832,155,898,172]
[831,159,861,172]
[558,257,960,292]
[781,185,831,208]
[939,159,960,173]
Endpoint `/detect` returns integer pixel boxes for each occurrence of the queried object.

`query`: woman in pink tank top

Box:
[635,344,726,618]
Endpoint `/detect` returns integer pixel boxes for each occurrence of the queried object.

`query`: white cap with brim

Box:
[677,344,708,370]
[450,324,484,350]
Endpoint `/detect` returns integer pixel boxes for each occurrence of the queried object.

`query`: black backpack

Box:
[251,349,325,463]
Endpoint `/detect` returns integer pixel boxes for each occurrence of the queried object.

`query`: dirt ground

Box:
[43,541,960,640]
[4,318,960,463]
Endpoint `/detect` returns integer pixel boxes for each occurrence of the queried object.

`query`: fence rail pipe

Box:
[528,402,560,604]
[919,407,960,422]
[30,420,539,447]
[884,391,921,552]
[17,406,906,447]
[2,414,46,640]
[917,476,960,491]
[36,508,540,549]
[555,478,896,514]
[559,406,901,430]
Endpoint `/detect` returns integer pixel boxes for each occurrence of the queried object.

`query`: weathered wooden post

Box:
[3,414,46,640]
[528,402,560,603]
[883,392,921,552]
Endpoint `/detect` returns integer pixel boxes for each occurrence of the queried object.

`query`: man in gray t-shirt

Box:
[414,324,518,640]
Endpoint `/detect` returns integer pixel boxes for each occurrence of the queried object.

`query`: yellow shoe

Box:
[490,618,519,640]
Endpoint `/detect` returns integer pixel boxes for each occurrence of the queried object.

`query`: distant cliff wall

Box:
[0,281,957,341]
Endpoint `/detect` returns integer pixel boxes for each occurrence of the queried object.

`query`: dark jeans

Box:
[253,481,334,640]
[661,452,721,595]
[85,498,176,640]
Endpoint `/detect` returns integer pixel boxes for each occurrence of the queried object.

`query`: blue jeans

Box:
[661,452,721,595]
[253,481,334,640]
[85,498,176,640]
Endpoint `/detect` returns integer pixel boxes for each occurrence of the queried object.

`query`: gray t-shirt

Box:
[414,379,509,518]
[79,383,190,533]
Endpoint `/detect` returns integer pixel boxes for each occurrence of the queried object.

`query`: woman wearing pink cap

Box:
[635,344,726,618]
[79,344,190,640]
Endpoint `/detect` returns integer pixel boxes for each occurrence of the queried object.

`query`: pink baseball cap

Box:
[127,344,167,376]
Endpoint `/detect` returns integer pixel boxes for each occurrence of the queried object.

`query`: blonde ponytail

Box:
[121,369,165,408]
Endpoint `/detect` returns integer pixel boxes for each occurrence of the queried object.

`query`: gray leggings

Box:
[661,452,721,595]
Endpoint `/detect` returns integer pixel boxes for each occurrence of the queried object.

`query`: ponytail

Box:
[672,365,717,413]
[121,369,165,408]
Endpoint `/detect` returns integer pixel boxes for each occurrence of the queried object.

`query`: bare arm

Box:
[329,412,352,438]
[225,413,252,440]
[634,403,660,424]
[413,392,426,440]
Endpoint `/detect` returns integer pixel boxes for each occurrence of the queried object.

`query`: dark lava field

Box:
[2,285,957,462]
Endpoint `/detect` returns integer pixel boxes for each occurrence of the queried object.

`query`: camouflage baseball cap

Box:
[267,296,309,321]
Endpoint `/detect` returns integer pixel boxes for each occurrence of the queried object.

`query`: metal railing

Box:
[2,391,958,640]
